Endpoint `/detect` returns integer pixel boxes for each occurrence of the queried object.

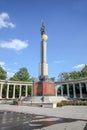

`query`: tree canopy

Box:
[10,67,31,81]
[0,66,7,80]
[58,64,87,81]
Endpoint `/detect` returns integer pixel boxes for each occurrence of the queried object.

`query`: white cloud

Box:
[7,69,17,79]
[0,61,5,66]
[73,64,85,69]
[0,39,28,51]
[0,12,15,28]
[54,60,64,64]
[7,72,15,79]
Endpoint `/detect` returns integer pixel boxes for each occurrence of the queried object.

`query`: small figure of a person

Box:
[42,95,44,102]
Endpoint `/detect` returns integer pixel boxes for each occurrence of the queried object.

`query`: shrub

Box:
[57,100,87,107]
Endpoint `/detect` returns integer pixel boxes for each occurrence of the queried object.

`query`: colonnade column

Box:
[73,83,76,98]
[56,87,57,96]
[79,83,83,99]
[0,84,3,99]
[67,84,70,98]
[85,82,87,92]
[61,85,63,96]
[6,84,9,99]
[13,85,15,99]
[25,85,28,97]
[19,85,22,98]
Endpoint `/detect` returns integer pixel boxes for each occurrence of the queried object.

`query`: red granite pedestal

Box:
[33,82,55,96]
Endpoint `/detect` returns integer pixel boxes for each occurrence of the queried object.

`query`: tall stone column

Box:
[79,83,83,99]
[13,85,15,99]
[25,85,28,97]
[0,84,3,99]
[19,85,22,98]
[39,22,48,79]
[67,84,70,98]
[6,84,9,99]
[61,85,63,96]
[85,82,87,92]
[73,83,76,98]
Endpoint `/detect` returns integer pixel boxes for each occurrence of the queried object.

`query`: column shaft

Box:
[79,83,83,99]
[67,84,70,98]
[6,84,9,99]
[25,85,28,97]
[61,85,63,96]
[19,85,22,98]
[13,85,15,99]
[73,83,76,98]
[56,87,57,96]
[85,82,87,92]
[0,84,3,99]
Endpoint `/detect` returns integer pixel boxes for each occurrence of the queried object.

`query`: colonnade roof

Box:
[56,78,87,85]
[0,80,33,85]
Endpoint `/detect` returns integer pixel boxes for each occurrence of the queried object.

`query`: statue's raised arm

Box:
[41,22,46,35]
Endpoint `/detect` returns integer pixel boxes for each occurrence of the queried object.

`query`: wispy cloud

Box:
[13,62,18,65]
[73,64,85,69]
[54,60,64,64]
[0,39,29,51]
[0,12,15,28]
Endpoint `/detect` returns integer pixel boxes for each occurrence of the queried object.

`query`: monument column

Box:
[39,22,48,79]
[73,83,76,98]
[33,22,55,96]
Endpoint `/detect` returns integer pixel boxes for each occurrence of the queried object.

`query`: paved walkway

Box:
[0,104,87,130]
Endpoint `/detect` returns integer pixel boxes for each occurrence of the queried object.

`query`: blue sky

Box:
[0,0,87,79]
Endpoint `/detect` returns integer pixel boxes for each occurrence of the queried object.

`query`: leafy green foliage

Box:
[58,64,87,81]
[10,67,31,81]
[0,66,7,80]
[9,67,32,97]
[81,64,87,77]
[57,100,87,107]
[70,71,81,79]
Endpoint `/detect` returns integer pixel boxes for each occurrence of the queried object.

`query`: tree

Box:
[10,67,32,97]
[0,66,7,80]
[10,67,31,81]
[58,72,70,81]
[81,65,87,77]
[69,71,81,79]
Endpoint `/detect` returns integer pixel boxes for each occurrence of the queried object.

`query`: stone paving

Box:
[0,104,87,130]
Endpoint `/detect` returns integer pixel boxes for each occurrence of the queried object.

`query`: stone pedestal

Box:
[33,81,55,96]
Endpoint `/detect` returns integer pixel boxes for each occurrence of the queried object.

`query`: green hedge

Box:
[57,100,87,107]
